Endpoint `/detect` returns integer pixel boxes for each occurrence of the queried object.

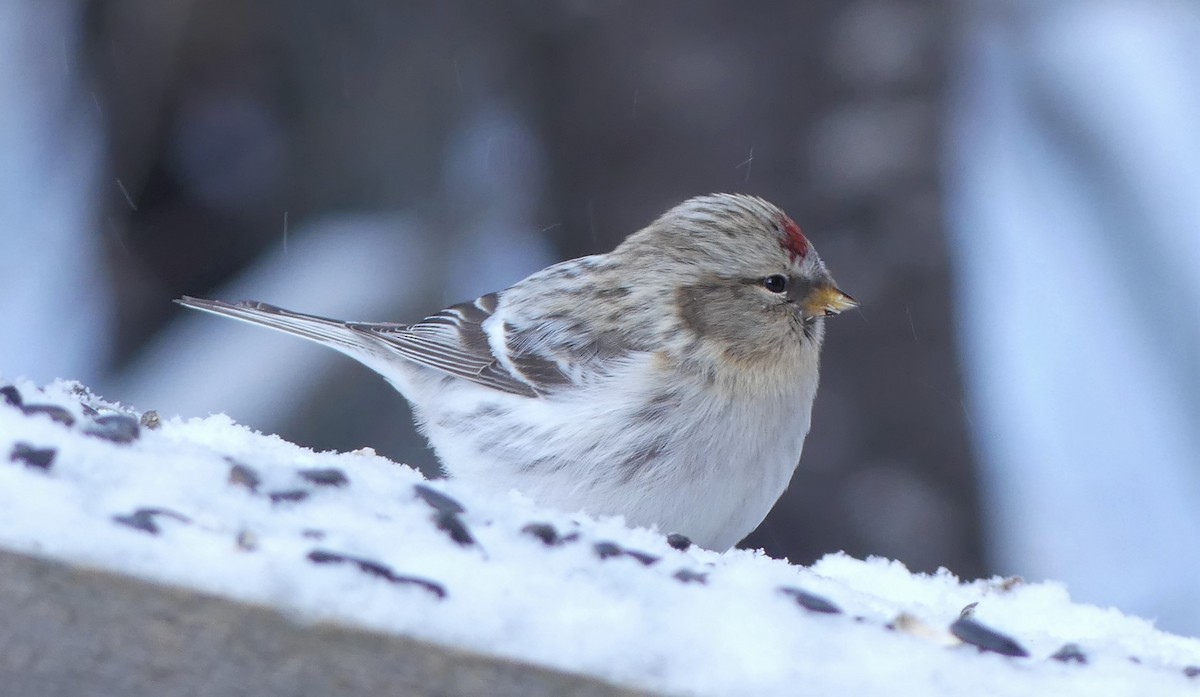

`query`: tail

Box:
[175,296,391,360]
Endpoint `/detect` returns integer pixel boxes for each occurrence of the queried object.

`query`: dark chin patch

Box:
[800,316,824,342]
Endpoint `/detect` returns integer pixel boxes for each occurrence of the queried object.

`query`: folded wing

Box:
[177,294,575,398]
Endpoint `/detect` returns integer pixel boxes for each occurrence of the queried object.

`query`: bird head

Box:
[618,193,856,366]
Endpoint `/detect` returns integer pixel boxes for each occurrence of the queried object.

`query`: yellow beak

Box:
[801,286,858,320]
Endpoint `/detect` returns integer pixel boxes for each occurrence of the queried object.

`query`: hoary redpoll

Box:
[178,193,856,550]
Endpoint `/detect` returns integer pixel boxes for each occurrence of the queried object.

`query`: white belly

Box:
[414,353,820,550]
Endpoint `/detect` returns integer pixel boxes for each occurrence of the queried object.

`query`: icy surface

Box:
[0,379,1197,696]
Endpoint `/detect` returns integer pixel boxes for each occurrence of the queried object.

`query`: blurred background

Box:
[1,1,1196,634]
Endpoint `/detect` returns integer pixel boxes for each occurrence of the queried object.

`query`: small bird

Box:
[178,194,856,550]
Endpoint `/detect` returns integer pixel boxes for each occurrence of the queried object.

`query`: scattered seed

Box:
[301,529,326,540]
[114,511,160,534]
[20,404,75,426]
[1050,643,1088,664]
[521,522,561,546]
[227,461,262,492]
[666,533,692,551]
[268,489,310,504]
[307,549,445,598]
[1184,666,1200,678]
[84,414,140,443]
[624,549,659,566]
[593,541,623,560]
[950,617,1029,657]
[959,602,979,619]
[673,569,708,584]
[139,410,162,429]
[236,530,259,551]
[890,613,959,646]
[9,443,55,471]
[433,510,474,546]
[412,483,465,514]
[779,587,842,614]
[112,508,191,535]
[994,575,1024,592]
[299,468,348,487]
[0,385,22,406]
[590,541,658,564]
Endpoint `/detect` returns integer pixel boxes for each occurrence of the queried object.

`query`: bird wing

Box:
[348,293,572,398]
[179,289,624,399]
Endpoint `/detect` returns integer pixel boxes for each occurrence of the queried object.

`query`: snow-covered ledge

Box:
[1,380,1198,697]
[0,547,648,697]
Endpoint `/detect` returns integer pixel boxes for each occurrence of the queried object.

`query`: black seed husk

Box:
[593,542,623,560]
[673,569,708,584]
[20,404,75,426]
[306,549,445,598]
[433,510,474,546]
[666,533,692,551]
[1184,666,1200,678]
[84,414,140,443]
[779,587,842,614]
[412,483,465,514]
[0,385,22,406]
[113,511,160,535]
[1050,643,1088,664]
[268,489,310,504]
[112,508,191,535]
[521,522,561,546]
[9,443,55,471]
[950,617,1029,657]
[624,549,659,566]
[299,468,349,487]
[228,461,262,492]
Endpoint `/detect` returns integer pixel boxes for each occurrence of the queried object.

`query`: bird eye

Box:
[762,275,788,293]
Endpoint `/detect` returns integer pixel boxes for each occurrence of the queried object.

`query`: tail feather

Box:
[175,296,386,358]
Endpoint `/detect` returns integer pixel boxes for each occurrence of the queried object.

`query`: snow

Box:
[1,379,1198,696]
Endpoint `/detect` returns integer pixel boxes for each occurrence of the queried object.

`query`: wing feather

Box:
[349,293,568,397]
[179,289,619,399]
